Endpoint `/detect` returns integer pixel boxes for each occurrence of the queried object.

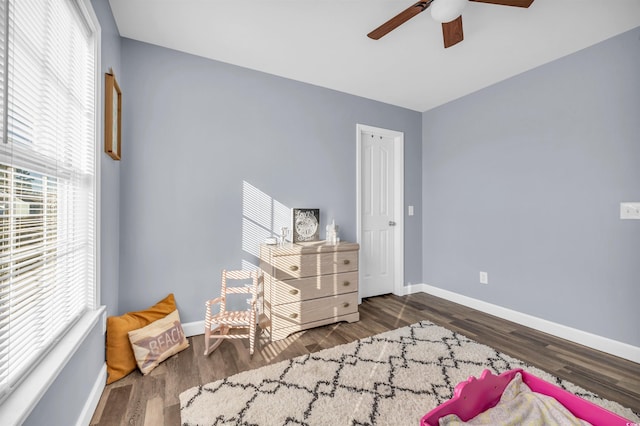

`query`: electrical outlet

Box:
[479,271,488,284]
[620,202,640,219]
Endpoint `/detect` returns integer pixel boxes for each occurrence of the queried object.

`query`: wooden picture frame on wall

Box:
[105,72,122,160]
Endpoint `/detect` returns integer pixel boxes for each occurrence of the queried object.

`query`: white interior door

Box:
[357,125,404,299]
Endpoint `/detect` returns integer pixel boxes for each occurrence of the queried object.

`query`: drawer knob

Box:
[290,313,298,319]
[289,289,299,295]
[343,259,350,265]
[289,265,299,271]
[343,281,350,286]
[343,302,350,308]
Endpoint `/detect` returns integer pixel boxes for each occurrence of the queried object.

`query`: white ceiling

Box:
[108,0,640,112]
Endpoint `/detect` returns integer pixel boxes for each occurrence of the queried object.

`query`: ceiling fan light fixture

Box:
[431,0,468,23]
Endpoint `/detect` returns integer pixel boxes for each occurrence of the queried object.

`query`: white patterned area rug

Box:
[180,321,639,425]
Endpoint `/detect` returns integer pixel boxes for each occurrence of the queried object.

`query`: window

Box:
[0,0,96,402]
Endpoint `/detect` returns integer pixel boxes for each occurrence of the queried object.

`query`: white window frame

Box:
[0,0,103,423]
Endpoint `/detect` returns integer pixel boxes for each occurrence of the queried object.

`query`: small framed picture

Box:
[105,72,122,160]
[292,208,320,243]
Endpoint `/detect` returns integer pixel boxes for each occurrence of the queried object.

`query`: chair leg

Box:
[204,338,224,356]
[249,310,256,356]
[204,319,211,356]
[204,324,228,356]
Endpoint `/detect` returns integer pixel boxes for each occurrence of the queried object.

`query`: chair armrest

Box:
[206,296,224,307]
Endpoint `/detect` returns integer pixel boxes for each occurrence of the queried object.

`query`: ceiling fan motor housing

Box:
[431,0,468,23]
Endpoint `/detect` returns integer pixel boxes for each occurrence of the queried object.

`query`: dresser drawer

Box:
[271,271,358,305]
[272,292,358,329]
[260,241,360,341]
[273,250,358,280]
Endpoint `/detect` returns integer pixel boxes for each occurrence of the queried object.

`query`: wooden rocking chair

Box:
[204,269,260,356]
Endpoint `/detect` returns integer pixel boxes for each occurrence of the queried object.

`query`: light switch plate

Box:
[620,202,640,219]
[408,205,414,216]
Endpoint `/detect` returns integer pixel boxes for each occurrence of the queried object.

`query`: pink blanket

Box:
[439,372,592,426]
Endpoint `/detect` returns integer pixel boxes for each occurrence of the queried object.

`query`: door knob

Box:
[389,221,396,226]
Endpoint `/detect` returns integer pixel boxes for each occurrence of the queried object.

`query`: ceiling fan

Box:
[368,0,534,48]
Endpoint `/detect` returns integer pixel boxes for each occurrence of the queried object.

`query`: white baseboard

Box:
[77,364,106,426]
[404,283,640,364]
[183,320,205,337]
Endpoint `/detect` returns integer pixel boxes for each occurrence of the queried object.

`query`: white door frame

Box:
[356,123,404,302]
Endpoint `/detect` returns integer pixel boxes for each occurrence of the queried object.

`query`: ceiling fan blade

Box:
[442,15,464,48]
[367,1,433,40]
[469,0,534,7]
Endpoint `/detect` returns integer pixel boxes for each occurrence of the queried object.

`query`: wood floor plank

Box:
[332,320,380,343]
[95,384,132,425]
[297,323,350,352]
[92,292,640,425]
[164,404,181,426]
[143,396,164,426]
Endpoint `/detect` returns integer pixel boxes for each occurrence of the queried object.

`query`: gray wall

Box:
[98,0,122,318]
[119,39,422,322]
[24,0,122,423]
[422,26,640,346]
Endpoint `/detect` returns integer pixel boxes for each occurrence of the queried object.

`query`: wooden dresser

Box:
[259,241,359,341]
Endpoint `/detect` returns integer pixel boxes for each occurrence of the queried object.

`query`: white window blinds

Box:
[0,0,96,401]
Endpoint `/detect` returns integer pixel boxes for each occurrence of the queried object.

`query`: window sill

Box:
[0,307,105,425]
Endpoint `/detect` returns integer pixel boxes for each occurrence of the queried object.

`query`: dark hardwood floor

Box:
[90,292,640,425]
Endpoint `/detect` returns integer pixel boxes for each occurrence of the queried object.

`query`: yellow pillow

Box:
[128,309,189,375]
[106,293,176,384]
